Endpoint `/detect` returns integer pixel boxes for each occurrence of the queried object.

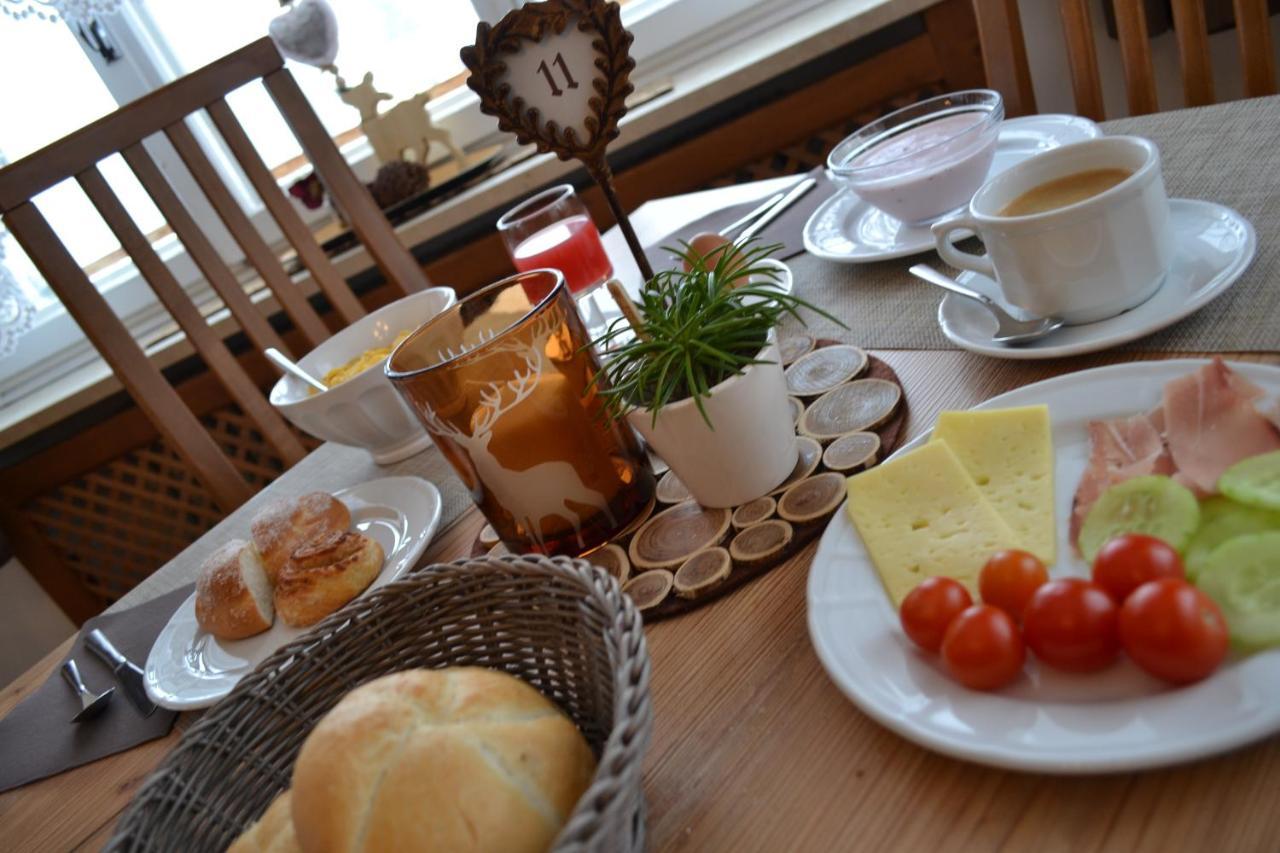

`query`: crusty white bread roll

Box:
[251,492,351,585]
[195,539,274,640]
[291,668,597,853]
[227,790,299,853]
[273,530,384,628]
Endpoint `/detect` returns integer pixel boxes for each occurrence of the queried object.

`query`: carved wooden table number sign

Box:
[462,0,655,282]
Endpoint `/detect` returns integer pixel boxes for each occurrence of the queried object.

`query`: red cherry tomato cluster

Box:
[898,535,1229,691]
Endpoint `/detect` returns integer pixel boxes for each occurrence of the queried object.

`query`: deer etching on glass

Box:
[419,319,616,550]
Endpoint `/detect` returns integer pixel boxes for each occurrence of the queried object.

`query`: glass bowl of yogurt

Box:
[827,89,1004,224]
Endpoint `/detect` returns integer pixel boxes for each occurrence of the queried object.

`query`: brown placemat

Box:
[644,167,838,271]
[0,584,190,793]
[783,97,1280,352]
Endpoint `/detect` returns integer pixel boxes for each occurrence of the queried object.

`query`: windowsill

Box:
[0,0,933,454]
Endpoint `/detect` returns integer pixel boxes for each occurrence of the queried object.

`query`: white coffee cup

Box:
[931,135,1174,325]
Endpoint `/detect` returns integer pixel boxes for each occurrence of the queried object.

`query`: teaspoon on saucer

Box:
[909,264,1065,345]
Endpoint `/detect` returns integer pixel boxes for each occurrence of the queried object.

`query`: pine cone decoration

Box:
[367,160,430,209]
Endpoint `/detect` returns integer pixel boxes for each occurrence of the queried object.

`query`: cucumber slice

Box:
[1196,532,1280,651]
[1079,475,1201,562]
[1185,497,1280,580]
[1219,450,1280,511]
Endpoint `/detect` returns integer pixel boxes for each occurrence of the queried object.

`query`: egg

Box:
[683,232,733,272]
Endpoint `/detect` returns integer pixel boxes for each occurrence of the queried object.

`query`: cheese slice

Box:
[846,441,1020,606]
[929,405,1056,563]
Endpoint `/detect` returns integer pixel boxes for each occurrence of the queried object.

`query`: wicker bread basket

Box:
[106,554,653,852]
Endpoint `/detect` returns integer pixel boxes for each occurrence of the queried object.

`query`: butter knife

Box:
[86,628,157,717]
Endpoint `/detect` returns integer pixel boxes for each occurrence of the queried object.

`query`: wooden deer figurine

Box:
[336,71,466,166]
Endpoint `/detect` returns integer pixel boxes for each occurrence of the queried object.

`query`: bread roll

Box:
[195,540,274,640]
[251,493,351,584]
[274,530,384,628]
[291,668,597,853]
[227,790,299,853]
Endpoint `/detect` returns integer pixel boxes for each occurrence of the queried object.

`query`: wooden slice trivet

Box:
[777,472,846,526]
[673,547,732,599]
[823,432,880,473]
[729,519,795,569]
[778,334,815,365]
[478,523,500,549]
[588,542,631,585]
[787,396,805,427]
[800,378,902,441]
[648,452,670,476]
[655,469,693,505]
[784,344,868,396]
[629,501,732,571]
[732,496,776,529]
[468,341,911,622]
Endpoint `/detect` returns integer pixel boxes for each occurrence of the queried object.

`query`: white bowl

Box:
[269,287,457,463]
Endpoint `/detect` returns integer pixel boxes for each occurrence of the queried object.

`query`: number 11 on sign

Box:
[536,52,579,97]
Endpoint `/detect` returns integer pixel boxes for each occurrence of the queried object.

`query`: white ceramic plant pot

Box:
[628,337,798,508]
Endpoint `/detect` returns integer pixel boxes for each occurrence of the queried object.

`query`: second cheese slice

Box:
[930,405,1056,564]
[846,441,1021,606]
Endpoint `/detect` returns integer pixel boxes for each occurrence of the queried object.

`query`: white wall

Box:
[1020,0,1280,118]
[0,558,75,687]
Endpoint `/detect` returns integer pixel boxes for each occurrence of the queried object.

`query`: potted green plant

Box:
[593,241,839,508]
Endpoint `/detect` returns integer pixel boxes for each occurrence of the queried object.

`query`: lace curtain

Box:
[1,1,121,22]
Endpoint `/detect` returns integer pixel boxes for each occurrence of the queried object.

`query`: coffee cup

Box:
[931,135,1174,325]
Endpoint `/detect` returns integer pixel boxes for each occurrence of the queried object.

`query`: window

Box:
[0,0,827,408]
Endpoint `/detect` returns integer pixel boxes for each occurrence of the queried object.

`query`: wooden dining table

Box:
[4,99,1280,851]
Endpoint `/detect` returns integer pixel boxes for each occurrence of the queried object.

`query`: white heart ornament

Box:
[268,0,339,69]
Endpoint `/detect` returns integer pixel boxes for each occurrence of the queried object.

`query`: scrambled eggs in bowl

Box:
[312,331,413,394]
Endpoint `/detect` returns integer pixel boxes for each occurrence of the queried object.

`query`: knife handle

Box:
[86,629,127,669]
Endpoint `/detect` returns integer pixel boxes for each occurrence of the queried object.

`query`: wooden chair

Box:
[0,37,431,514]
[973,0,1277,119]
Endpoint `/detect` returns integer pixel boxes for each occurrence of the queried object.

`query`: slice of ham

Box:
[1070,412,1174,549]
[1162,357,1280,495]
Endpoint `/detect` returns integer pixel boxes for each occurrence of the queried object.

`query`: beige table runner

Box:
[785,97,1280,351]
[109,442,471,614]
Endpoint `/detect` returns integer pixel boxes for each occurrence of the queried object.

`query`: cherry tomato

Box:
[1022,578,1120,672]
[900,577,973,652]
[1120,578,1229,684]
[1092,533,1185,604]
[940,605,1025,690]
[979,549,1049,620]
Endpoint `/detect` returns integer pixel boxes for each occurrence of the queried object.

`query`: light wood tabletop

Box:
[5,99,1280,850]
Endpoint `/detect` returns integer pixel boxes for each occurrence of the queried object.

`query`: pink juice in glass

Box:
[511,214,613,301]
[840,110,1000,224]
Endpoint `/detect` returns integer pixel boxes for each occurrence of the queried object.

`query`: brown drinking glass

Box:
[386,269,655,557]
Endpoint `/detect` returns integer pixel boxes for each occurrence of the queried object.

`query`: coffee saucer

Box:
[803,114,1102,263]
[937,199,1255,359]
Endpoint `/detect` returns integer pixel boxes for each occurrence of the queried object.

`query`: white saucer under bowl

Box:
[938,199,1255,359]
[803,114,1102,263]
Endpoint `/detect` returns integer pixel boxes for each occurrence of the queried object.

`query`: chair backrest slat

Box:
[972,0,1038,116]
[1171,0,1216,106]
[3,202,254,511]
[1059,0,1107,121]
[120,141,289,361]
[76,165,307,467]
[205,98,367,326]
[165,119,330,350]
[1233,0,1278,96]
[263,69,431,298]
[1113,0,1160,115]
[0,39,282,210]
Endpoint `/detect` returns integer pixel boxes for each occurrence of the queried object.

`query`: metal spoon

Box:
[265,347,327,393]
[62,658,114,723]
[909,264,1065,345]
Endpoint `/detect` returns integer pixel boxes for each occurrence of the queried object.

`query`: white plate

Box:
[803,114,1103,263]
[145,476,443,710]
[807,360,1280,773]
[939,199,1255,359]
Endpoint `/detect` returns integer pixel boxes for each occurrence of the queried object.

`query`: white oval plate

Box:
[939,199,1255,359]
[145,476,443,710]
[807,360,1280,773]
[803,114,1103,263]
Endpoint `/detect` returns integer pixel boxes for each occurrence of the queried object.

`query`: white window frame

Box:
[0,0,829,408]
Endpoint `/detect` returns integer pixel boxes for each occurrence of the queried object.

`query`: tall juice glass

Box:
[497,184,614,301]
[386,269,654,556]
